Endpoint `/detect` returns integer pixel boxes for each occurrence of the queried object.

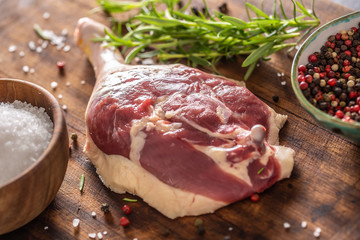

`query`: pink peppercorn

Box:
[328,78,336,87]
[298,75,305,82]
[299,81,308,90]
[344,40,352,47]
[343,59,350,66]
[250,194,260,202]
[308,54,317,62]
[335,110,344,119]
[120,216,130,227]
[122,205,131,214]
[349,91,357,99]
[335,33,341,40]
[298,65,307,72]
[345,50,352,56]
[305,75,313,83]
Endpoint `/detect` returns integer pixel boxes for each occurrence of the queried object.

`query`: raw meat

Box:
[75,17,295,219]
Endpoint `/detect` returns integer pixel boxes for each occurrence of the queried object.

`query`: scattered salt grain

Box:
[63,45,71,52]
[44,226,49,230]
[28,41,36,51]
[22,65,30,73]
[281,72,285,76]
[41,41,49,49]
[43,12,50,19]
[0,101,53,185]
[62,105,67,111]
[19,51,25,57]
[283,222,291,229]
[72,218,80,227]
[38,39,43,45]
[88,233,96,239]
[8,45,17,53]
[91,211,96,218]
[30,68,35,74]
[313,231,321,238]
[66,82,71,87]
[281,81,286,86]
[36,46,43,53]
[133,238,138,240]
[256,63,260,67]
[315,227,321,233]
[58,94,63,99]
[61,29,68,36]
[81,80,86,85]
[97,232,103,239]
[277,72,281,77]
[50,81,58,89]
[103,231,107,235]
[228,227,233,231]
[301,221,307,228]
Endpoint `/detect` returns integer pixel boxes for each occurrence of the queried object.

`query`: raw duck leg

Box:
[75,17,295,219]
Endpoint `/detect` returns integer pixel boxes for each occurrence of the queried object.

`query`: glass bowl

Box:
[291,11,360,144]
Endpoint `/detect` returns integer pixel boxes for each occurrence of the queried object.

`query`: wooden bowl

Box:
[0,78,69,234]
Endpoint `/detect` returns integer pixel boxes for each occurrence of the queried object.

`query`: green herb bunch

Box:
[95,0,319,80]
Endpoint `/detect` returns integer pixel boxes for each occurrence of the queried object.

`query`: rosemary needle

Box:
[79,174,85,192]
[95,0,319,80]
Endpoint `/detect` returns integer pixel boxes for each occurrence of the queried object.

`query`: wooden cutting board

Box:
[0,0,359,239]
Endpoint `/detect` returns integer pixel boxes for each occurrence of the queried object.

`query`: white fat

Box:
[165,110,176,119]
[216,105,231,124]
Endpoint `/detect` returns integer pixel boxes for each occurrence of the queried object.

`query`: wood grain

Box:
[0,0,359,239]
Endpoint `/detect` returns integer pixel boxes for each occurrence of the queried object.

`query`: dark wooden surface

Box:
[0,0,359,239]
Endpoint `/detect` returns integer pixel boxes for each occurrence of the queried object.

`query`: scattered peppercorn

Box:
[70,133,78,141]
[100,203,110,213]
[250,193,260,202]
[119,216,130,227]
[122,204,131,214]
[223,236,232,240]
[297,23,360,123]
[218,3,228,14]
[194,218,205,235]
[272,95,279,102]
[56,60,65,70]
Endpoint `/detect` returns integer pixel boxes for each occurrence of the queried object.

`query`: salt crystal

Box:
[313,230,321,238]
[277,72,281,77]
[41,41,49,49]
[133,238,138,240]
[81,80,86,85]
[228,227,233,231]
[58,94,63,99]
[301,221,307,228]
[22,65,30,73]
[30,68,35,74]
[63,45,71,52]
[315,227,321,233]
[281,81,286,86]
[62,105,67,111]
[28,41,36,51]
[283,222,291,229]
[0,101,53,185]
[56,43,65,51]
[256,63,260,67]
[37,39,43,45]
[72,218,80,227]
[43,12,50,19]
[91,211,96,218]
[36,46,43,53]
[61,29,68,36]
[19,51,25,57]
[44,226,49,230]
[103,231,107,235]
[97,232,103,239]
[50,81,58,89]
[66,82,70,87]
[88,233,96,239]
[8,45,17,53]
[281,72,285,76]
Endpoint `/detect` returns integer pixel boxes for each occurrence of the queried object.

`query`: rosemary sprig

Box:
[95,0,319,80]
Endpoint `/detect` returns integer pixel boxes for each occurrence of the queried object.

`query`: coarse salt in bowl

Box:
[291,11,360,144]
[0,78,69,234]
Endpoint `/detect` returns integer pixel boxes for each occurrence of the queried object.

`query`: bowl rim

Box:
[291,11,360,130]
[0,78,67,188]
